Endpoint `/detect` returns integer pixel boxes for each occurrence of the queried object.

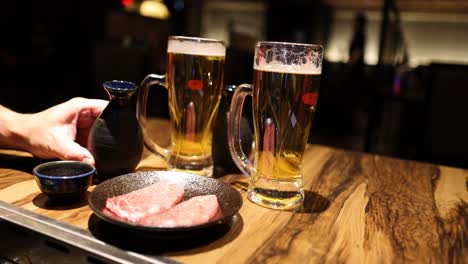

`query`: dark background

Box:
[1,0,467,169]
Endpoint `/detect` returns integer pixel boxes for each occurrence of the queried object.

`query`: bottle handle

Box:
[137,73,170,159]
[228,84,255,177]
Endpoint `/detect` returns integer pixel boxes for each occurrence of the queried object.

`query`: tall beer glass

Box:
[228,41,323,210]
[137,36,226,177]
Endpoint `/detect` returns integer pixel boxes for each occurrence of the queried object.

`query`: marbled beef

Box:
[138,194,221,227]
[105,179,184,222]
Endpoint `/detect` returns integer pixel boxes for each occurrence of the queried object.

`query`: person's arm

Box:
[0,105,30,151]
[0,98,107,164]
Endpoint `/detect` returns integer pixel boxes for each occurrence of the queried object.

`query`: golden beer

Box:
[166,52,225,175]
[228,41,323,210]
[138,36,225,177]
[251,69,320,207]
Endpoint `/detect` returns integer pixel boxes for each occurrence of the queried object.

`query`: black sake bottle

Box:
[88,80,143,183]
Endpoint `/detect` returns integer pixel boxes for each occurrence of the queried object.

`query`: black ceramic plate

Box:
[88,171,242,233]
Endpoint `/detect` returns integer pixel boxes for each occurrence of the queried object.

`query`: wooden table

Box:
[0,143,467,263]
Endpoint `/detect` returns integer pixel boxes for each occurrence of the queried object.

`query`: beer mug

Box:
[228,41,323,210]
[137,36,226,177]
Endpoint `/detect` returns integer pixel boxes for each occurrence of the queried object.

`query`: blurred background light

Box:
[139,0,170,20]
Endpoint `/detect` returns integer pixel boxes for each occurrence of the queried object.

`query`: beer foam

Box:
[253,46,322,74]
[254,62,322,74]
[168,38,226,57]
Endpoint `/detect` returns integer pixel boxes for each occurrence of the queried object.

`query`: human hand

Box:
[18,97,108,165]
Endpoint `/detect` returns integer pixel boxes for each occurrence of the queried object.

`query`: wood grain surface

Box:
[0,119,466,263]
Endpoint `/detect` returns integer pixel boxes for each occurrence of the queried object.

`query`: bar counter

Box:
[0,125,467,263]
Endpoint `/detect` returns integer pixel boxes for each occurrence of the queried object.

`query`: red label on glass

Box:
[302,92,318,105]
[187,80,204,90]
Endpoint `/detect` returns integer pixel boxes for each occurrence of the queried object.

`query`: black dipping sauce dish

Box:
[33,161,95,200]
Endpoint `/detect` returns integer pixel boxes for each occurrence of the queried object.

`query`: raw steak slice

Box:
[105,179,184,222]
[138,195,222,227]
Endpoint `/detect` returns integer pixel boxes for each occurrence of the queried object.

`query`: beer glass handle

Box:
[228,84,254,177]
[137,73,170,159]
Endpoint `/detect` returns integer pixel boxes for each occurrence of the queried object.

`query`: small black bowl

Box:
[33,161,95,200]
